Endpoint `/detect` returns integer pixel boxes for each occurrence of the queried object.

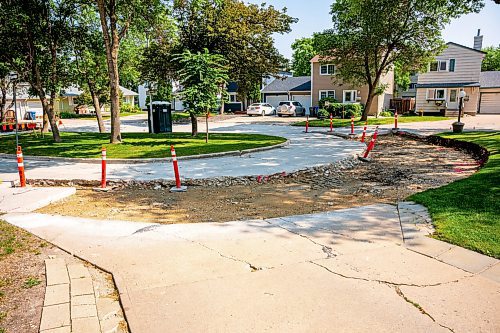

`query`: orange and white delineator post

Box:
[360,121,368,143]
[305,116,309,133]
[393,111,399,131]
[170,145,187,192]
[329,114,333,132]
[101,147,107,188]
[349,116,355,135]
[17,146,26,187]
[360,126,380,160]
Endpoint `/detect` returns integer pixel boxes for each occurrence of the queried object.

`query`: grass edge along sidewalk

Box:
[294,115,450,127]
[0,132,287,159]
[409,131,500,259]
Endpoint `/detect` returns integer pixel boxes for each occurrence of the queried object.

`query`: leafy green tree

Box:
[0,0,76,142]
[394,61,411,97]
[482,46,500,71]
[175,49,228,138]
[69,5,109,133]
[314,0,484,120]
[94,0,166,143]
[291,38,316,77]
[144,0,296,111]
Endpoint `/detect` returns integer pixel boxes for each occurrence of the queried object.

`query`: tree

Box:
[314,0,484,120]
[0,0,76,142]
[94,0,165,143]
[0,63,14,123]
[144,0,296,110]
[482,46,500,71]
[291,38,316,76]
[175,49,228,139]
[69,5,109,133]
[394,61,412,97]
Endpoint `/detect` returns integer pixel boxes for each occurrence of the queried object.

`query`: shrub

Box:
[379,110,393,117]
[120,103,141,113]
[324,103,363,119]
[59,112,95,119]
[318,97,338,109]
[316,108,329,119]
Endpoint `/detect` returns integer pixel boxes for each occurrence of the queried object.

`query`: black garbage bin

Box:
[149,102,172,134]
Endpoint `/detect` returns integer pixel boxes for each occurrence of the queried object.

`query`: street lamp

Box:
[452,90,467,133]
[8,71,19,147]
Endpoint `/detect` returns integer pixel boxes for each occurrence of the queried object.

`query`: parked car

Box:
[247,103,275,116]
[277,101,305,117]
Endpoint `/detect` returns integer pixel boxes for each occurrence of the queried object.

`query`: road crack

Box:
[173,234,271,272]
[394,286,455,333]
[265,219,337,258]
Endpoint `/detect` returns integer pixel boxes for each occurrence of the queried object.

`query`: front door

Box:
[448,89,459,110]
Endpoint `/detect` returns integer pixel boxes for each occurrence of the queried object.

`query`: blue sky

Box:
[246,1,500,59]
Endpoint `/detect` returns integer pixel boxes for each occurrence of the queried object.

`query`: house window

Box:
[343,90,357,103]
[449,89,457,103]
[229,94,236,102]
[427,89,446,100]
[429,60,448,72]
[320,64,335,75]
[409,83,417,90]
[319,90,335,100]
[449,59,456,72]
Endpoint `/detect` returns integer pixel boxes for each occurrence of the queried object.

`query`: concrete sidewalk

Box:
[4,203,499,333]
[0,184,76,213]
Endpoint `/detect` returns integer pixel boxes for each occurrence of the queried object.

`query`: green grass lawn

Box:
[0,132,287,159]
[409,131,500,258]
[294,115,451,127]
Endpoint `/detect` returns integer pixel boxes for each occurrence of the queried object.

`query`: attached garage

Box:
[479,72,500,114]
[291,94,311,111]
[261,76,311,110]
[265,95,288,109]
[479,92,500,114]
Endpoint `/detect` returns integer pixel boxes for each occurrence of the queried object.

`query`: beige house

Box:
[310,55,394,115]
[57,86,138,113]
[415,42,486,116]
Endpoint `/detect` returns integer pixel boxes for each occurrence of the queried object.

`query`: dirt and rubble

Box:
[37,135,481,224]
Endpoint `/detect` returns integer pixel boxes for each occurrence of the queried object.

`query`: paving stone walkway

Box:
[40,256,127,333]
[5,202,499,332]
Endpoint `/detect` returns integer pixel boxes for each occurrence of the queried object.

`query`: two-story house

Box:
[310,55,394,115]
[415,39,486,116]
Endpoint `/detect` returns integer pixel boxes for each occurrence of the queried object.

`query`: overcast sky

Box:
[246,0,500,59]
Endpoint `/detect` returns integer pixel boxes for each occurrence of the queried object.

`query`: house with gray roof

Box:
[261,76,312,110]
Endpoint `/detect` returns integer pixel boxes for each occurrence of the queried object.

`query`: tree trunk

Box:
[362,91,376,121]
[205,110,209,143]
[189,111,198,136]
[90,89,105,133]
[219,83,225,115]
[42,109,49,132]
[96,0,122,143]
[108,47,121,143]
[39,93,61,142]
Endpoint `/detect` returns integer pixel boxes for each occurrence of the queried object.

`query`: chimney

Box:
[473,29,483,51]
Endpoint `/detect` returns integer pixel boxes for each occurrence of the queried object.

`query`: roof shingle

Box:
[261,76,311,93]
[480,71,500,89]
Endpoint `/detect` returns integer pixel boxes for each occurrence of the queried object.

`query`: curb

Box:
[0,140,290,165]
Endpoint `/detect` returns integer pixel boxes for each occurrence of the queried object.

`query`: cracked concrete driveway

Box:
[4,203,499,332]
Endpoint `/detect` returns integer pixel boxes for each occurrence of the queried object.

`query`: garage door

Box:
[292,95,312,111]
[480,93,500,114]
[265,95,287,109]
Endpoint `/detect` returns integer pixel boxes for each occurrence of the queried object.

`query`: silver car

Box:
[277,101,305,117]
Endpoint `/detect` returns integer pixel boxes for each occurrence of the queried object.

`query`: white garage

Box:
[479,92,500,114]
[265,95,288,109]
[291,94,311,111]
[479,72,500,114]
[261,76,311,110]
